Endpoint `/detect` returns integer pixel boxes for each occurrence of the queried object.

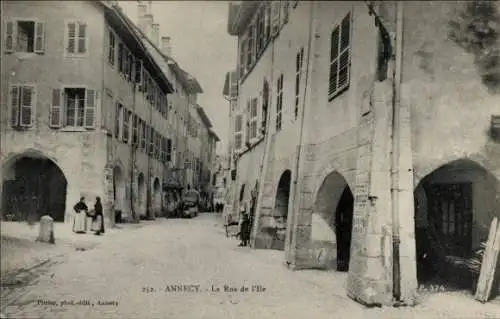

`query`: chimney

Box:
[151,23,160,47]
[137,3,148,32]
[143,14,154,40]
[161,36,172,56]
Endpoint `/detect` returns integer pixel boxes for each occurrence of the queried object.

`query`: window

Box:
[134,59,142,84]
[66,21,87,55]
[271,1,281,37]
[329,13,351,100]
[262,79,269,134]
[54,87,95,129]
[276,73,283,131]
[140,120,146,151]
[167,139,172,162]
[246,25,254,69]
[249,98,258,139]
[114,102,122,138]
[265,3,271,42]
[10,85,35,128]
[132,114,138,145]
[117,43,124,73]
[234,114,243,151]
[239,38,247,78]
[122,109,130,143]
[5,20,45,53]
[256,9,264,55]
[294,47,305,120]
[148,127,154,156]
[108,30,115,66]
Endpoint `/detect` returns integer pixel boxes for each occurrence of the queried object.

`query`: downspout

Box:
[130,81,137,223]
[101,14,110,226]
[391,0,404,302]
[288,0,315,261]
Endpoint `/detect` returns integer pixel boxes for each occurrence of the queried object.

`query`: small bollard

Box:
[37,215,55,244]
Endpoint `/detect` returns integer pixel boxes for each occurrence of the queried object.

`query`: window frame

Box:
[108,28,116,67]
[328,12,352,101]
[249,97,258,140]
[64,19,89,57]
[234,114,244,152]
[294,47,305,120]
[59,85,97,130]
[5,18,45,54]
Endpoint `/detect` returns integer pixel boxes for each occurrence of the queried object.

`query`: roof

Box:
[222,70,238,97]
[208,128,220,142]
[196,104,213,129]
[103,2,174,94]
[227,1,259,36]
[124,12,204,94]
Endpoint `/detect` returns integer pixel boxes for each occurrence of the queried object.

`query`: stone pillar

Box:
[346,80,394,306]
[37,215,55,244]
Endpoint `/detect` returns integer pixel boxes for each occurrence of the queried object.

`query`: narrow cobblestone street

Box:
[2,214,500,319]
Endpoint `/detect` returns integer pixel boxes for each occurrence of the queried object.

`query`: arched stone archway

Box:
[137,173,146,218]
[113,166,126,223]
[153,177,161,217]
[1,152,68,222]
[414,158,500,290]
[311,171,354,271]
[271,170,292,250]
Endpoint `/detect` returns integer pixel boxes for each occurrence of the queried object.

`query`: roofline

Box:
[196,104,213,129]
[208,128,220,142]
[109,3,174,93]
[129,20,204,94]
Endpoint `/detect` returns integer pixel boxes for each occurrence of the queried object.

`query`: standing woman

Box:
[92,196,105,235]
[73,197,88,234]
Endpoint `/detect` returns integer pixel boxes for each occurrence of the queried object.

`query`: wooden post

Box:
[475,217,500,302]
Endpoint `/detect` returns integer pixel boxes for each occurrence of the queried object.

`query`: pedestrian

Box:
[73,197,88,234]
[238,212,251,247]
[91,196,105,235]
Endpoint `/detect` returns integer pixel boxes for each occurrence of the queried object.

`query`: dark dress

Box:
[92,201,105,234]
[240,218,251,242]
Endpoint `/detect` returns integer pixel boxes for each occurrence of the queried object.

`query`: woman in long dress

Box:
[91,196,105,235]
[73,197,88,233]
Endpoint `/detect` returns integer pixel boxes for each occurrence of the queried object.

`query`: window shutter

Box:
[19,86,34,127]
[34,22,45,53]
[5,21,16,53]
[67,22,76,54]
[50,88,63,128]
[84,89,96,129]
[77,22,87,54]
[167,139,172,162]
[10,85,19,127]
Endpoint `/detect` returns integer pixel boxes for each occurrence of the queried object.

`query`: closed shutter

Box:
[77,22,87,54]
[67,22,76,54]
[167,139,172,162]
[19,86,34,127]
[10,85,19,127]
[5,21,16,53]
[49,88,63,128]
[34,22,45,53]
[84,89,96,129]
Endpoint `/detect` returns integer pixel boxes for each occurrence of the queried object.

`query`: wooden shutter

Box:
[271,1,281,36]
[19,86,34,127]
[77,22,87,54]
[34,22,45,53]
[49,88,63,128]
[84,89,96,129]
[5,21,15,53]
[67,22,76,54]
[10,85,19,127]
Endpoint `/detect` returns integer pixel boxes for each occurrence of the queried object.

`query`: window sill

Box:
[64,53,89,58]
[328,85,350,103]
[59,127,87,132]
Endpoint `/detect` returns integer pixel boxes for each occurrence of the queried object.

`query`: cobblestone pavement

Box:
[2,214,500,319]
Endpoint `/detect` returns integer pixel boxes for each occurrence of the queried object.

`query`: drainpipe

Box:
[287,0,315,262]
[391,0,404,302]
[130,80,137,223]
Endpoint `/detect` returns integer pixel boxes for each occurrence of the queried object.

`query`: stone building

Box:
[226,0,500,307]
[132,1,206,202]
[0,1,199,227]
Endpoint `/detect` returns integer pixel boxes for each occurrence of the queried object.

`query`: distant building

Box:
[225,0,500,307]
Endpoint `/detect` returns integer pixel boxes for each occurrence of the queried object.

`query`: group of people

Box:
[72,196,105,235]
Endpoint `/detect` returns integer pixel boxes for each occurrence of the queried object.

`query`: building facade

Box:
[0,1,211,227]
[226,0,500,307]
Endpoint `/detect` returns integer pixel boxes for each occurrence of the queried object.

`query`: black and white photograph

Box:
[1,0,500,318]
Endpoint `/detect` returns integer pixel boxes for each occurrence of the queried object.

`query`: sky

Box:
[118,0,236,154]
